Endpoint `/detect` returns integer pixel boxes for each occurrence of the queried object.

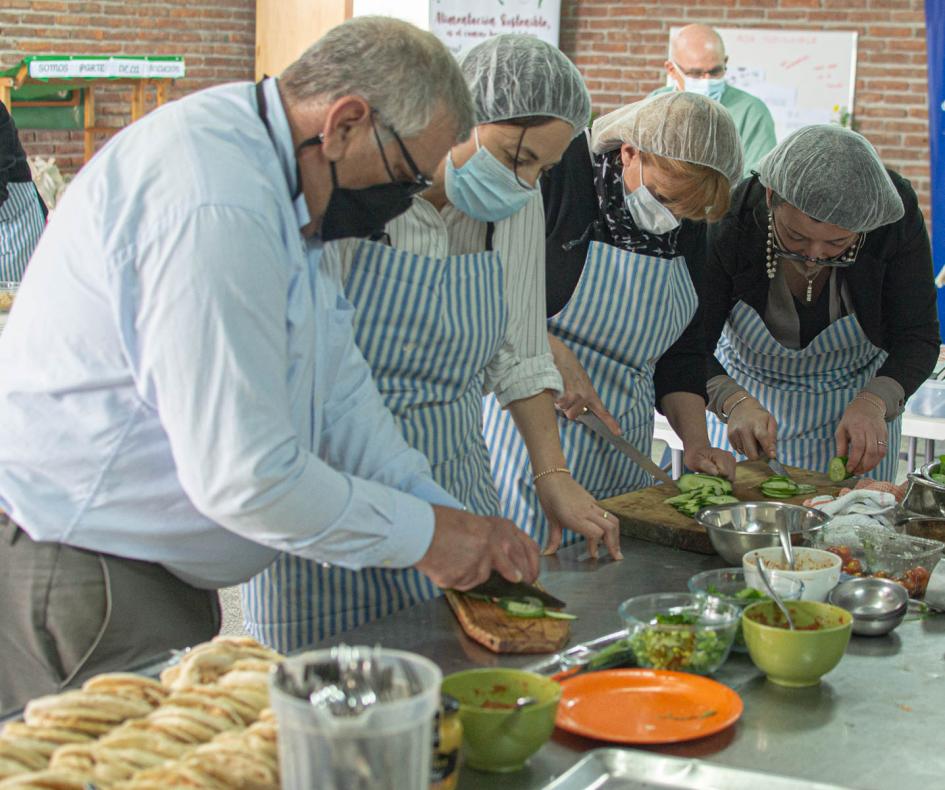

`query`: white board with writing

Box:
[669,27,857,142]
[429,0,561,57]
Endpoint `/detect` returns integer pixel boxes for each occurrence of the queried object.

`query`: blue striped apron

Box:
[705,300,901,480]
[242,239,506,651]
[483,240,698,549]
[0,181,45,281]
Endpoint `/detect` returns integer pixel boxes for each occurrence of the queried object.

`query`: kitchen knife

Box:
[465,571,567,609]
[768,457,796,482]
[576,411,677,489]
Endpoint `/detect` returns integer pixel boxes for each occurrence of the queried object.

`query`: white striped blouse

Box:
[323,192,562,407]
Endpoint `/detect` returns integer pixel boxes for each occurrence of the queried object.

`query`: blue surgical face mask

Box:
[444,127,536,222]
[623,157,679,235]
[682,74,726,102]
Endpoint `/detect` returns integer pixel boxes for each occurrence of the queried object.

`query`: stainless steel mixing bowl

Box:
[827,577,909,636]
[695,502,829,565]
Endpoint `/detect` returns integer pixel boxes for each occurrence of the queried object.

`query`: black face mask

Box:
[318,161,415,242]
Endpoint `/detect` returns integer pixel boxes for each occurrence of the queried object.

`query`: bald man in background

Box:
[651,23,776,176]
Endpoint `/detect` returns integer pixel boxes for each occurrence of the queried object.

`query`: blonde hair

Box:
[643,152,731,222]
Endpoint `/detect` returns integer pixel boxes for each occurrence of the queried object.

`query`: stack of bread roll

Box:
[0,637,284,789]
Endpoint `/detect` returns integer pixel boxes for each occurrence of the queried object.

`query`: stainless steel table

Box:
[313,536,945,789]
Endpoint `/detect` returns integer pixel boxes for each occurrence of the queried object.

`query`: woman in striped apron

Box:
[703,125,938,480]
[242,35,621,652]
[0,102,46,282]
[484,93,744,553]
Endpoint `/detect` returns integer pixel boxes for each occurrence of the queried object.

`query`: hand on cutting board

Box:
[415,506,540,590]
[684,444,737,480]
[726,396,777,460]
[548,333,621,434]
[836,397,888,475]
[534,473,623,561]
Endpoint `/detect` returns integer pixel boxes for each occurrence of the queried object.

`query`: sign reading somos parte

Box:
[429,0,561,56]
[26,56,186,81]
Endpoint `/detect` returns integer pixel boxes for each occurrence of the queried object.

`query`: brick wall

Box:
[0,0,256,174]
[559,0,932,221]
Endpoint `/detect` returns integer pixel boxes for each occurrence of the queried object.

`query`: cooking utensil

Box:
[576,411,676,488]
[827,577,908,636]
[768,457,795,484]
[776,520,796,570]
[465,571,566,609]
[695,501,829,565]
[754,556,795,630]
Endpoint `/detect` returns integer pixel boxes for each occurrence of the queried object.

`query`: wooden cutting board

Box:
[599,459,839,555]
[445,590,571,654]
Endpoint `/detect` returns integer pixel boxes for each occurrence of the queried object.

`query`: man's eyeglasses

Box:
[771,212,863,268]
[370,112,433,197]
[672,61,726,79]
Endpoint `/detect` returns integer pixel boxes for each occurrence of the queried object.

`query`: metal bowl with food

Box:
[827,577,909,637]
[695,502,829,565]
[901,465,945,519]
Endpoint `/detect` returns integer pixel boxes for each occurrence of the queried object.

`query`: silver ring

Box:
[877,440,888,446]
[580,405,590,414]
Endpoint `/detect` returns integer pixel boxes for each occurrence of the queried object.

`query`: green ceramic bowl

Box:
[742,600,853,687]
[441,668,561,773]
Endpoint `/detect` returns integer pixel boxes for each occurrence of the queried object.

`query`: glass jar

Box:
[431,693,462,790]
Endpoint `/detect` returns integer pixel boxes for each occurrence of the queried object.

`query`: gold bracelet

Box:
[721,394,751,422]
[854,392,886,417]
[532,467,571,484]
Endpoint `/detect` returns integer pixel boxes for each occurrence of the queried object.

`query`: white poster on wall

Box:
[429,0,561,57]
[352,0,429,30]
[669,27,858,142]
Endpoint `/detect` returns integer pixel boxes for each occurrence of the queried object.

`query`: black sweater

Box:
[703,173,939,400]
[542,133,709,407]
[0,102,35,209]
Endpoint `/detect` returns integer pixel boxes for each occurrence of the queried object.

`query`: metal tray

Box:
[543,749,849,789]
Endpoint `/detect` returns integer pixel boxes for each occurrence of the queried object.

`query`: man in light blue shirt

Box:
[0,17,539,712]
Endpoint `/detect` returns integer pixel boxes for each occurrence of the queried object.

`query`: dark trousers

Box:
[0,514,221,715]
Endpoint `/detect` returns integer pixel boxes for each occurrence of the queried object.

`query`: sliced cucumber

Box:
[545,610,578,620]
[499,596,545,618]
[828,456,850,483]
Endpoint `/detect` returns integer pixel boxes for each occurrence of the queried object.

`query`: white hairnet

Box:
[590,92,743,184]
[758,124,904,232]
[460,34,591,137]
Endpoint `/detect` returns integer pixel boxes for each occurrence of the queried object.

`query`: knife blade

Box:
[465,571,566,609]
[576,412,677,489]
[768,457,795,482]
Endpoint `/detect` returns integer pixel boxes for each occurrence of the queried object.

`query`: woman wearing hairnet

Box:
[484,92,742,554]
[703,125,937,479]
[241,35,617,651]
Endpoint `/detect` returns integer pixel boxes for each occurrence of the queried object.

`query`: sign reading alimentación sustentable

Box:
[429,0,561,56]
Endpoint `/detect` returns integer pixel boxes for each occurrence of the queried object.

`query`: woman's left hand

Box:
[534,473,623,561]
[683,444,737,480]
[836,398,888,475]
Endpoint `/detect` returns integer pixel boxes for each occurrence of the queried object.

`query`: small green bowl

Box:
[742,600,853,687]
[441,668,561,773]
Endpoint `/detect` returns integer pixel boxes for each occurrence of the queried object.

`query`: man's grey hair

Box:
[281,16,473,143]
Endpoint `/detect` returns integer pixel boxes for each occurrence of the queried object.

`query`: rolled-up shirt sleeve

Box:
[126,204,457,572]
[483,192,563,406]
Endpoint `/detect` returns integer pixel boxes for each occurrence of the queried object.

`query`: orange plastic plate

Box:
[555,668,743,744]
